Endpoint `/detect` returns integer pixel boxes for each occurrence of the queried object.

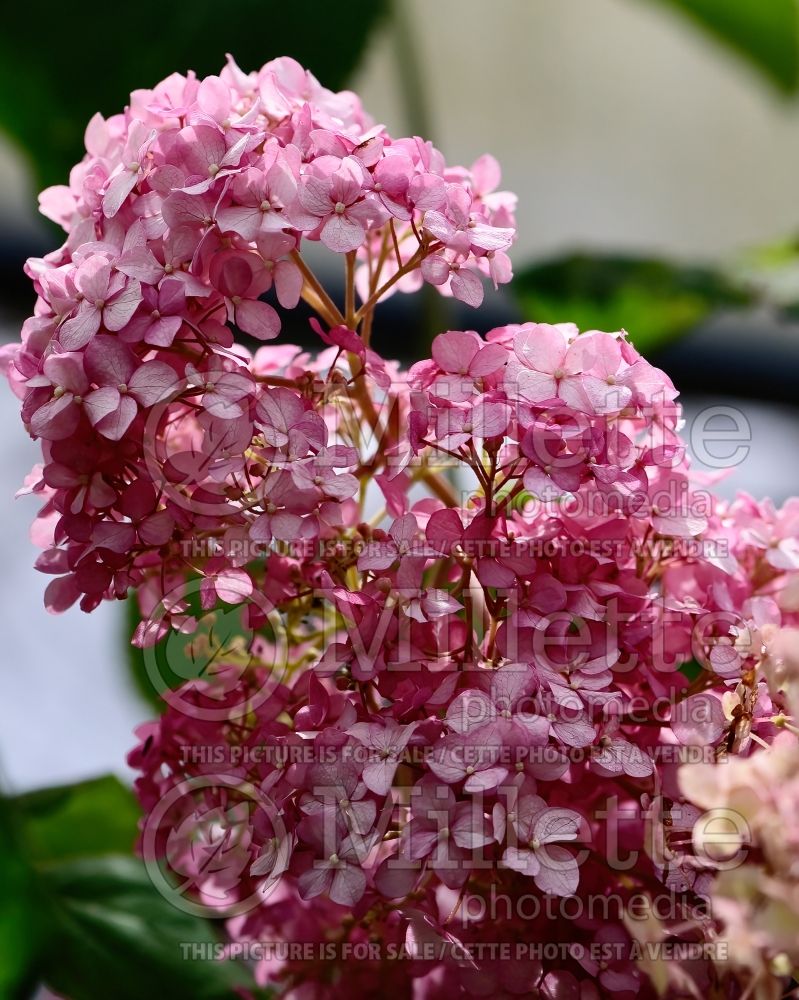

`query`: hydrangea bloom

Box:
[5,55,799,1000]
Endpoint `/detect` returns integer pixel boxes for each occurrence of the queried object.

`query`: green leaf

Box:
[126,593,164,712]
[125,591,259,712]
[680,657,705,682]
[0,0,388,189]
[732,233,799,312]
[2,779,257,997]
[41,856,253,1000]
[0,798,45,998]
[512,252,750,354]
[649,0,799,93]
[14,774,141,864]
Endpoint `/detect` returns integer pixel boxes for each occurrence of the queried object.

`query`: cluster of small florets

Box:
[1,54,515,617]
[7,56,799,1000]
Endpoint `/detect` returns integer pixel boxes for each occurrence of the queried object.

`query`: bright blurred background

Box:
[2,1,799,996]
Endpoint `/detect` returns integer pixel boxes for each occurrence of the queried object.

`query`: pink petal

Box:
[84,388,137,440]
[274,260,303,309]
[297,865,331,901]
[59,305,101,351]
[103,169,139,218]
[671,693,726,746]
[533,845,579,896]
[84,335,137,387]
[420,255,450,286]
[374,856,419,899]
[116,247,164,284]
[44,575,81,613]
[431,331,479,375]
[128,361,180,406]
[216,205,263,241]
[425,508,463,554]
[329,864,366,907]
[215,568,253,604]
[31,395,80,440]
[83,386,122,425]
[450,269,484,308]
[42,353,88,394]
[469,342,508,376]
[236,299,280,341]
[514,324,568,374]
[298,176,333,217]
[92,521,138,553]
[103,280,142,331]
[320,213,365,253]
[197,75,230,121]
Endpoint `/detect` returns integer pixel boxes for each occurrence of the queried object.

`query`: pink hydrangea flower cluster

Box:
[1,54,514,617]
[6,56,799,1000]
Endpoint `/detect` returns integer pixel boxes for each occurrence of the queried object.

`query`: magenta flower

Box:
[216,146,301,241]
[497,793,583,896]
[174,124,251,194]
[348,719,418,794]
[422,185,514,256]
[445,663,549,745]
[430,329,508,382]
[298,156,385,253]
[123,279,186,347]
[102,120,156,218]
[401,778,493,889]
[296,820,372,907]
[428,727,507,792]
[27,352,89,440]
[420,252,486,307]
[505,322,609,413]
[186,360,254,420]
[81,335,179,440]
[208,249,280,341]
[59,258,142,351]
[357,513,418,572]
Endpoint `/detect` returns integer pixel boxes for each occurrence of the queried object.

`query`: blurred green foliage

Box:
[512,252,752,354]
[0,797,42,999]
[14,773,140,863]
[733,234,799,317]
[0,777,255,998]
[0,0,387,190]
[650,0,799,92]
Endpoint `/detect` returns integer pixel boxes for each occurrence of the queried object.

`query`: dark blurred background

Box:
[2,2,799,997]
